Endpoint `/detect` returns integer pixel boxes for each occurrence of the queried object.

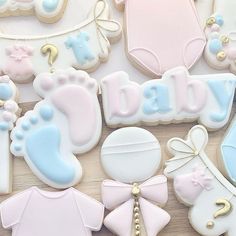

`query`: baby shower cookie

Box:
[0,187,104,236]
[10,68,102,189]
[0,0,68,23]
[205,0,236,73]
[101,67,236,130]
[0,0,122,83]
[114,0,205,77]
[101,127,170,236]
[164,125,236,236]
[0,75,19,195]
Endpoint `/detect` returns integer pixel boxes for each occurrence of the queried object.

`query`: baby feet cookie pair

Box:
[11,68,102,189]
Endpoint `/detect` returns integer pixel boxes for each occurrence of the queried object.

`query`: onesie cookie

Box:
[101,67,236,130]
[115,0,205,77]
[10,68,102,189]
[0,0,68,23]
[165,125,236,236]
[101,127,170,236]
[0,75,20,195]
[0,187,104,236]
[205,0,236,73]
[0,0,122,83]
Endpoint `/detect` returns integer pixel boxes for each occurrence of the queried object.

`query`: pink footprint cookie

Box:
[115,0,206,77]
[0,187,104,236]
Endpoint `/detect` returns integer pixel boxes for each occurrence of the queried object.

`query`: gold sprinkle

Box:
[221,35,230,44]
[134,213,139,219]
[206,17,216,26]
[135,225,140,230]
[207,221,214,229]
[216,51,226,61]
[132,183,141,197]
[135,219,140,224]
[135,231,140,236]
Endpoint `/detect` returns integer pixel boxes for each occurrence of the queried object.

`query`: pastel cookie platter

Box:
[2,0,236,236]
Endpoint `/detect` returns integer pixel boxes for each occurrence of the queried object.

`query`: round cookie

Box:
[101,127,161,183]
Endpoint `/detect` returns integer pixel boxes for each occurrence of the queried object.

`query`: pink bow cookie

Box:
[102,176,170,236]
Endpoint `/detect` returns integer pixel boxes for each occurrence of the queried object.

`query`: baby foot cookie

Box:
[115,0,205,77]
[101,127,170,236]
[0,0,122,83]
[0,75,19,195]
[101,67,236,130]
[0,187,104,236]
[164,125,236,236]
[205,0,236,73]
[0,0,68,23]
[10,68,102,189]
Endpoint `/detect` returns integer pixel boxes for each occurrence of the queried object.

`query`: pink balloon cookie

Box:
[0,187,104,236]
[114,0,205,77]
[101,127,170,236]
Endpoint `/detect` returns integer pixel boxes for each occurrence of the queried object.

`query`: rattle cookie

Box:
[114,0,205,77]
[10,68,102,189]
[165,125,236,236]
[0,187,104,236]
[101,67,236,130]
[0,0,122,83]
[205,0,236,73]
[0,75,19,195]
[101,127,170,236]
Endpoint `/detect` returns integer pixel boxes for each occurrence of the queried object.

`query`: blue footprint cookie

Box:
[11,68,102,189]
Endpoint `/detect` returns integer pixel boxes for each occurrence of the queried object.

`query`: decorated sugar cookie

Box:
[101,127,170,236]
[0,75,20,195]
[165,125,236,236]
[0,0,68,23]
[205,0,236,73]
[0,0,122,83]
[101,67,236,130]
[0,187,104,236]
[10,68,102,189]
[114,0,205,77]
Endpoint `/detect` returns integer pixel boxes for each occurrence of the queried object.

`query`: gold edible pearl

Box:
[134,207,139,213]
[135,219,140,224]
[135,201,139,207]
[134,213,139,219]
[135,231,140,236]
[132,183,141,197]
[207,221,214,229]
[216,51,226,61]
[206,17,216,26]
[221,35,230,44]
[135,225,140,230]
[0,100,5,107]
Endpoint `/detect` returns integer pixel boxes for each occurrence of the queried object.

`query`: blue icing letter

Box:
[65,31,95,65]
[42,0,59,12]
[209,39,222,54]
[221,122,236,182]
[208,80,235,122]
[143,84,171,114]
[0,83,13,100]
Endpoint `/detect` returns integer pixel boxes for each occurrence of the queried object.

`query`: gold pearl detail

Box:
[132,184,141,236]
[207,221,215,229]
[135,219,140,224]
[216,51,226,61]
[221,35,230,45]
[132,183,141,197]
[206,17,216,26]
[135,231,140,236]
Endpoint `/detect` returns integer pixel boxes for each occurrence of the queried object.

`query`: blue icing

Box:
[42,0,59,12]
[143,84,171,114]
[22,121,30,131]
[25,125,75,185]
[209,39,222,54]
[0,83,13,100]
[0,122,9,131]
[65,31,95,65]
[39,105,54,121]
[221,123,236,182]
[215,15,224,26]
[208,80,235,122]
[30,115,38,125]
[14,144,22,152]
[0,0,7,6]
[15,130,24,140]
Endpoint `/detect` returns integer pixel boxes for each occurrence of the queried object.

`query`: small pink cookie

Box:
[0,187,104,236]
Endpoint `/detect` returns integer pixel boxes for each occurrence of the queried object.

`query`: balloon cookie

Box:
[0,0,122,83]
[0,0,68,23]
[165,125,236,236]
[10,68,102,189]
[114,0,205,77]
[205,0,236,73]
[0,187,104,236]
[101,127,170,236]
[0,75,19,195]
[101,67,236,130]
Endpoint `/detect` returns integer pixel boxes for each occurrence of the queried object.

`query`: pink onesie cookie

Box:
[115,0,206,77]
[0,187,104,236]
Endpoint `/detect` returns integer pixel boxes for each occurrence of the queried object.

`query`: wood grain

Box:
[0,101,233,236]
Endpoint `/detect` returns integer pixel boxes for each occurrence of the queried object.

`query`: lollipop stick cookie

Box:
[10,68,102,189]
[0,75,20,195]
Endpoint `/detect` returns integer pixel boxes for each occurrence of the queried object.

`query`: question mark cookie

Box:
[165,125,236,236]
[10,68,102,189]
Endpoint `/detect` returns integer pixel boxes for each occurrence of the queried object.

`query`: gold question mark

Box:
[207,198,232,229]
[41,44,58,72]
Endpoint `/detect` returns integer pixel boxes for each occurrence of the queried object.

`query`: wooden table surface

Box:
[0,101,233,236]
